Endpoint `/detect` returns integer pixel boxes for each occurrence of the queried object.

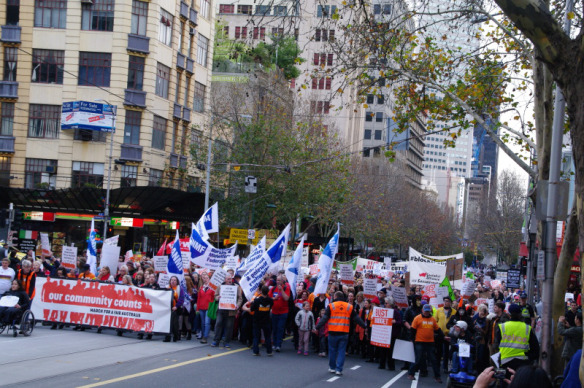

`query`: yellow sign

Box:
[229,228,256,245]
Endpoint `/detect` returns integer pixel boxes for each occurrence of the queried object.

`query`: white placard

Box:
[461,281,476,298]
[393,339,415,362]
[391,287,409,308]
[537,250,545,280]
[40,232,51,256]
[309,264,319,276]
[363,278,377,299]
[488,299,495,313]
[218,285,238,310]
[0,295,19,307]
[104,235,119,246]
[370,307,393,347]
[158,273,170,288]
[153,256,168,274]
[209,268,227,291]
[100,244,121,275]
[301,247,309,267]
[565,292,575,302]
[339,264,354,285]
[61,245,78,270]
[458,342,471,358]
[436,286,450,301]
[181,251,190,273]
[224,255,239,270]
[384,256,392,267]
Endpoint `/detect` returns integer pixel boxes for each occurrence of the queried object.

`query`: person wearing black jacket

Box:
[0,279,31,324]
[250,285,274,356]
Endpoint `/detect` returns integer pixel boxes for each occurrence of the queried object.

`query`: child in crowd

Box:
[316,308,328,357]
[295,301,315,356]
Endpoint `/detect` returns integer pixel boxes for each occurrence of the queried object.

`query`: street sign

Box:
[247,229,256,240]
[244,176,257,193]
[536,250,545,280]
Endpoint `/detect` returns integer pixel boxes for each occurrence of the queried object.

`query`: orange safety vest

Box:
[329,301,353,333]
[17,270,35,299]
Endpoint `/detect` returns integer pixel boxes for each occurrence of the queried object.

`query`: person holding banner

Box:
[314,291,366,376]
[164,276,185,342]
[378,297,403,371]
[211,274,242,349]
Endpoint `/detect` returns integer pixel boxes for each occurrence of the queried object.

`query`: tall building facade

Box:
[0,0,215,251]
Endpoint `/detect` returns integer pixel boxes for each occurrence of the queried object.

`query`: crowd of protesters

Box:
[0,244,581,387]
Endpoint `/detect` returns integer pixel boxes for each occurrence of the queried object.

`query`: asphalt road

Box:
[0,325,443,388]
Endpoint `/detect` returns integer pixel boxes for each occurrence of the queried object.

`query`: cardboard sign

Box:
[153,256,168,274]
[224,255,239,270]
[100,244,121,276]
[490,280,502,289]
[61,246,78,270]
[363,278,377,299]
[393,339,415,362]
[461,281,476,298]
[209,268,227,291]
[157,273,170,288]
[40,233,51,256]
[391,287,409,308]
[370,307,393,348]
[301,247,309,267]
[339,264,354,285]
[565,292,575,302]
[458,342,471,358]
[218,285,238,310]
[506,269,521,289]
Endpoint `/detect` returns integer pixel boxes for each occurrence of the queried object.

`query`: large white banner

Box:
[409,247,463,266]
[409,260,447,286]
[190,224,237,270]
[32,277,172,333]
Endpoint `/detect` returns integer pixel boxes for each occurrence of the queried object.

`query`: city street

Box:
[0,325,440,388]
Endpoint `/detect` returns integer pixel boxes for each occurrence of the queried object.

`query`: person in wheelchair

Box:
[446,320,475,374]
[0,279,31,325]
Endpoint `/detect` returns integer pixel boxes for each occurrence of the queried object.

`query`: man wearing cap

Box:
[518,292,536,328]
[494,303,539,374]
[408,303,444,383]
[436,296,454,373]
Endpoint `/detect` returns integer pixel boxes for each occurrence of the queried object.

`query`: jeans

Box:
[213,310,235,344]
[320,335,328,353]
[253,320,272,355]
[409,342,441,378]
[451,351,473,373]
[199,309,211,339]
[271,312,288,348]
[328,333,349,372]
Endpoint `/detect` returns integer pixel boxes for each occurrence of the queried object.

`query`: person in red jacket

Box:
[269,275,290,352]
[197,271,215,343]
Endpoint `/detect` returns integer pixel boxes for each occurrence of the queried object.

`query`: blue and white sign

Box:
[61,101,116,132]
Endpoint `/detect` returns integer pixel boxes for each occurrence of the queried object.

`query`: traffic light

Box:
[12,209,23,231]
[520,257,528,275]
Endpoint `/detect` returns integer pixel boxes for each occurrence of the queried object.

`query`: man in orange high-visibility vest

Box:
[315,291,366,376]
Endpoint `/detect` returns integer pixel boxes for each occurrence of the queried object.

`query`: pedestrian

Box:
[314,291,366,376]
[211,274,242,349]
[250,285,273,356]
[407,304,444,383]
[316,308,329,357]
[269,275,290,352]
[295,301,315,356]
[16,259,36,300]
[557,314,582,366]
[164,275,184,342]
[436,296,454,373]
[0,257,15,296]
[197,271,215,344]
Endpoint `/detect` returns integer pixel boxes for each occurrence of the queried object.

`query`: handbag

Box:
[207,301,218,320]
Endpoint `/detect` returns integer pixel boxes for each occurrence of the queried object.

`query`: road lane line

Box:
[380,370,407,388]
[350,365,361,370]
[411,372,419,388]
[327,376,340,382]
[76,347,248,388]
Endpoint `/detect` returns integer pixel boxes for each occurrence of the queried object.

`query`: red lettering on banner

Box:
[70,312,85,324]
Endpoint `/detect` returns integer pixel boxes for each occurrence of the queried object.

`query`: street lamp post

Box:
[95,99,116,241]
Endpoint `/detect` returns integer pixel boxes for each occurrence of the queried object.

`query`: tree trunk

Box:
[552,204,578,376]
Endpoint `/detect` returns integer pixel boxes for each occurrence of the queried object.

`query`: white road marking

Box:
[350,365,361,370]
[411,372,420,388]
[327,376,340,382]
[380,370,407,388]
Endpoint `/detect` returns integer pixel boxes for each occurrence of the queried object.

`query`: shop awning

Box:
[0,186,205,222]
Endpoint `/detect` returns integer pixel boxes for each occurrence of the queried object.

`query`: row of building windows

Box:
[365,112,384,122]
[423,164,467,173]
[229,26,298,41]
[364,129,383,141]
[218,4,289,16]
[366,94,385,105]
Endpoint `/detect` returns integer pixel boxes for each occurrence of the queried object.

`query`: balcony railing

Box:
[120,144,143,162]
[0,136,15,153]
[186,57,194,74]
[189,9,198,25]
[177,52,186,70]
[173,103,182,119]
[127,34,150,54]
[124,89,146,108]
[0,81,18,99]
[169,153,179,168]
[182,107,191,122]
[180,2,189,19]
[1,25,21,43]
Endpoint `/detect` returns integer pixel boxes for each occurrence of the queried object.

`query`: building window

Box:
[72,161,104,188]
[148,169,163,186]
[272,27,284,37]
[378,94,385,104]
[315,29,335,42]
[24,158,57,189]
[363,148,370,157]
[366,94,374,104]
[123,110,141,145]
[131,0,148,36]
[0,157,10,187]
[223,26,229,37]
[159,9,173,46]
[200,0,210,19]
[3,47,17,82]
[365,112,373,122]
[253,27,266,40]
[219,4,234,13]
[317,5,337,17]
[273,6,287,15]
[78,52,111,87]
[74,129,106,142]
[311,77,332,90]
[237,5,252,14]
[364,129,371,140]
[374,130,382,140]
[28,104,60,139]
[34,0,67,28]
[127,55,145,91]
[155,62,170,98]
[193,82,206,113]
[310,101,330,115]
[121,165,138,187]
[383,4,392,14]
[197,34,209,66]
[81,0,115,31]
[373,4,381,14]
[152,115,166,150]
[376,112,383,122]
[0,103,14,136]
[32,49,64,84]
[191,129,202,148]
[255,5,270,15]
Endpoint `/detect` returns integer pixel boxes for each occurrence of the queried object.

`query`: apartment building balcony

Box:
[0,136,15,153]
[169,153,179,168]
[1,25,20,43]
[177,52,186,70]
[120,144,143,162]
[180,2,189,19]
[182,107,191,122]
[190,9,198,26]
[186,57,194,74]
[0,81,18,99]
[127,34,150,54]
[124,89,147,108]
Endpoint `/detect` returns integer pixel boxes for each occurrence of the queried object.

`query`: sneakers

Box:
[252,352,260,356]
[304,352,309,356]
[224,343,231,349]
[297,350,302,355]
[319,352,326,357]
[210,342,218,347]
[407,375,416,381]
[328,369,336,373]
[335,371,342,376]
[275,347,281,352]
[267,353,273,356]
